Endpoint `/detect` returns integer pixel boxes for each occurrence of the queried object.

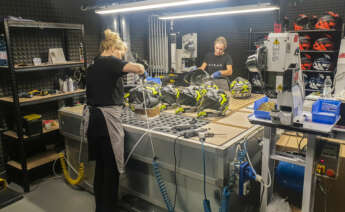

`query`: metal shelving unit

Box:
[296,24,345,95]
[0,18,87,192]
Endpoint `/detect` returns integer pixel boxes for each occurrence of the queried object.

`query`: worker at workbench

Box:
[84,29,145,212]
[199,36,233,89]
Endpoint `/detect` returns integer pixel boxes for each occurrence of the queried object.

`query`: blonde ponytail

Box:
[100,29,127,53]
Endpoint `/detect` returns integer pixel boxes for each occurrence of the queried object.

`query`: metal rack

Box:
[0,18,87,192]
[295,24,345,95]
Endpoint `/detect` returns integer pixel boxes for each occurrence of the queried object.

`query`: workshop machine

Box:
[172,33,198,73]
[246,33,304,125]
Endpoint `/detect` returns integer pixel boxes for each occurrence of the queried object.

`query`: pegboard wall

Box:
[0,0,106,98]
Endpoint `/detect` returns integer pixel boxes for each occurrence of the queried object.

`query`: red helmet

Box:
[299,35,312,50]
[294,14,309,31]
[313,36,334,51]
[301,54,312,70]
[315,11,339,30]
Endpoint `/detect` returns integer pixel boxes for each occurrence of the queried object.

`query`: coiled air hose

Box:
[59,153,85,185]
[152,158,174,212]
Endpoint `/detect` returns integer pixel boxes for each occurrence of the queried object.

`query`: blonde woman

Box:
[85,29,144,212]
[199,36,233,79]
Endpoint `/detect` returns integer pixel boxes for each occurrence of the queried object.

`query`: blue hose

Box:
[202,139,212,212]
[152,159,174,212]
[219,186,231,212]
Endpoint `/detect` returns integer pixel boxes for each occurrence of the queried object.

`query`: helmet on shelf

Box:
[301,54,313,70]
[313,36,334,51]
[315,11,339,30]
[294,14,309,31]
[313,54,332,71]
[299,35,312,50]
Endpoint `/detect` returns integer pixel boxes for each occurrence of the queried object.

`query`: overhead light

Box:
[95,0,223,15]
[159,3,280,20]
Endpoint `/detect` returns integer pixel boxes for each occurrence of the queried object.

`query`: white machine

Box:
[334,38,345,96]
[246,33,304,125]
[173,33,198,73]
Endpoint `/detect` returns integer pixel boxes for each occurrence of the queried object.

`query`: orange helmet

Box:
[294,14,309,31]
[301,54,312,70]
[315,11,339,30]
[313,36,334,51]
[299,35,312,50]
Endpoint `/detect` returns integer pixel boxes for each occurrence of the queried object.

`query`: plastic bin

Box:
[147,77,161,85]
[312,99,341,124]
[254,96,271,120]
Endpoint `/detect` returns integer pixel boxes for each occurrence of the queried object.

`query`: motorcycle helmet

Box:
[294,14,309,31]
[315,11,339,30]
[301,54,312,70]
[230,77,252,98]
[160,85,179,106]
[313,54,332,71]
[309,15,319,29]
[313,36,334,51]
[299,35,312,50]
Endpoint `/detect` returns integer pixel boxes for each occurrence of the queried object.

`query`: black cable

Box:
[173,135,183,211]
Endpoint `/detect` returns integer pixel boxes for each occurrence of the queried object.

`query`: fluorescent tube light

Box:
[96,0,222,15]
[159,3,280,20]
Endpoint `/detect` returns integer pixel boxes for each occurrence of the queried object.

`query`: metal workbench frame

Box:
[249,115,331,212]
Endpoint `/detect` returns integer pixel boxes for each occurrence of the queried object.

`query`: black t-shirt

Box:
[203,52,233,75]
[86,56,128,106]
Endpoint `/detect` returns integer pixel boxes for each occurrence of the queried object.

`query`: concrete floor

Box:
[0,177,95,212]
[0,176,166,212]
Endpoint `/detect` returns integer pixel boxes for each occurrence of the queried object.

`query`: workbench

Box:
[58,94,264,212]
[249,114,345,212]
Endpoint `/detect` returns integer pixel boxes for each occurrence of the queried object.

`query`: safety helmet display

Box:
[230,77,252,99]
[313,54,332,72]
[301,54,313,70]
[315,11,339,30]
[313,35,334,51]
[299,35,312,50]
[294,14,309,31]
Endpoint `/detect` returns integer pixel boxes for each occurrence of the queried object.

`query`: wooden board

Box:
[3,122,59,139]
[192,123,246,146]
[216,112,253,129]
[229,94,263,112]
[340,145,345,158]
[276,134,307,152]
[7,150,60,170]
[0,89,85,103]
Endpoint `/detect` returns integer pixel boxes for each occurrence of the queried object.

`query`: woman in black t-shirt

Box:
[85,29,145,212]
[199,36,233,78]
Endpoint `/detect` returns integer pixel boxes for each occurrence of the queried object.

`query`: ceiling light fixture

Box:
[95,0,223,15]
[159,3,280,20]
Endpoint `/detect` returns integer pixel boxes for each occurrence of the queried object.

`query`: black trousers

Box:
[88,107,120,212]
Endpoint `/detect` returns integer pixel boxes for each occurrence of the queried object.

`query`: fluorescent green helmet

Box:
[230,77,252,98]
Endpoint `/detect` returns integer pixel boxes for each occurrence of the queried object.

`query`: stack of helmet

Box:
[197,87,229,117]
[230,77,252,98]
[313,54,332,72]
[301,54,313,70]
[294,12,339,31]
[313,34,334,51]
[125,83,161,110]
[315,11,339,30]
[175,86,203,114]
[159,85,180,110]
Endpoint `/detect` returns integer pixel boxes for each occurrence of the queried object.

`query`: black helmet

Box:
[294,14,309,31]
[313,54,332,71]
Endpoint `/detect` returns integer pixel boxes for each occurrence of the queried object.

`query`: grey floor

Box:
[0,176,166,212]
[0,177,95,212]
